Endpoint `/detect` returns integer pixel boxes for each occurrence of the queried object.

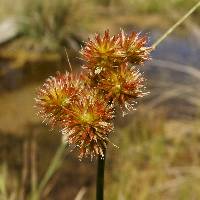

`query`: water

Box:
[151,30,200,67]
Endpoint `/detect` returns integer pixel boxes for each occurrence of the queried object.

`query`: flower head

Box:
[119,30,152,65]
[35,72,84,128]
[81,29,122,73]
[62,89,114,159]
[96,63,148,115]
[35,29,152,159]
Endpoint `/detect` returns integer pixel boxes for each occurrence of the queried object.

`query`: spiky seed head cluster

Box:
[35,29,152,159]
[81,29,151,113]
[81,30,123,72]
[119,30,152,65]
[96,63,148,115]
[81,29,151,74]
[62,89,114,158]
[35,72,83,128]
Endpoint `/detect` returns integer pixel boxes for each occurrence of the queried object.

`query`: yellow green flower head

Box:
[35,72,84,128]
[81,29,123,73]
[96,63,148,115]
[119,30,152,65]
[62,89,114,159]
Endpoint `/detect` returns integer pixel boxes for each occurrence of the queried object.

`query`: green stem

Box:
[30,142,66,200]
[96,151,106,200]
[152,0,200,49]
[38,142,66,193]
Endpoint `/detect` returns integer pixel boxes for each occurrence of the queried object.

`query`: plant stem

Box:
[29,142,66,200]
[38,142,66,194]
[96,151,106,200]
[152,0,200,49]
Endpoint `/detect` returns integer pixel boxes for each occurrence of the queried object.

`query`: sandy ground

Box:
[0,83,40,135]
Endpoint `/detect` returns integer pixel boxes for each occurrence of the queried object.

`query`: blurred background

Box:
[0,0,200,199]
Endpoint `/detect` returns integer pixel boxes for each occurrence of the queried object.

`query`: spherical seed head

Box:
[119,30,152,65]
[61,88,114,159]
[81,29,123,73]
[96,63,148,115]
[35,71,84,128]
[35,29,152,160]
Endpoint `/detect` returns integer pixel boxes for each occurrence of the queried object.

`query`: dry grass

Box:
[103,47,200,199]
[105,110,200,200]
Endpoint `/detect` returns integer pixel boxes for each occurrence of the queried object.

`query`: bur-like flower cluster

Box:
[35,29,152,159]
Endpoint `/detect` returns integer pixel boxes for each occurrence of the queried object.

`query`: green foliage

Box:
[0,0,199,51]
[19,0,95,50]
[113,0,200,14]
[0,164,19,200]
[0,143,66,200]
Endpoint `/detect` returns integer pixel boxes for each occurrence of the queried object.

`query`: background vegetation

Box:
[0,0,200,199]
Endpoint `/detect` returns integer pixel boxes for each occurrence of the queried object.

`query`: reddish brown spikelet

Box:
[61,89,114,159]
[35,72,83,128]
[96,63,148,115]
[81,29,122,73]
[35,29,152,159]
[119,30,152,65]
